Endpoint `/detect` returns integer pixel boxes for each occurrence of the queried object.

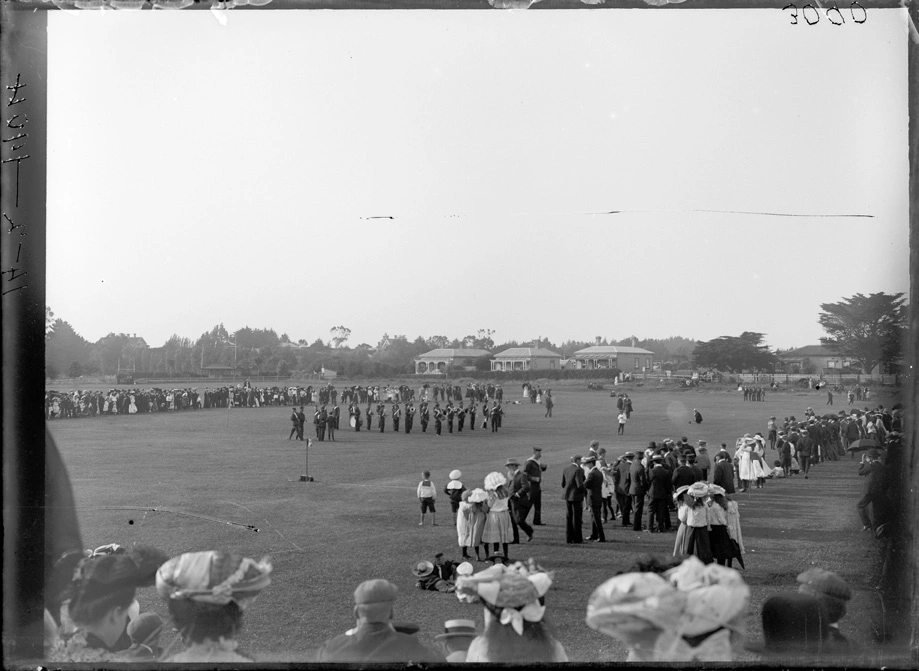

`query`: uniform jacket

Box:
[523,458,546,486]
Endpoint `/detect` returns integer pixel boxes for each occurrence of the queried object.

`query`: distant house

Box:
[414,348,492,374]
[491,347,561,373]
[202,364,238,378]
[573,346,655,372]
[777,345,866,374]
[320,367,337,380]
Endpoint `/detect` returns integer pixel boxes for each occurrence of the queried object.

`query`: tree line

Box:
[44,292,906,379]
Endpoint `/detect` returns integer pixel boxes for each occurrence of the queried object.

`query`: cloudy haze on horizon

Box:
[46,9,910,352]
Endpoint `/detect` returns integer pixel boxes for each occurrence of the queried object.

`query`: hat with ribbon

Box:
[455,559,553,636]
[155,550,271,611]
[449,469,462,480]
[687,482,710,499]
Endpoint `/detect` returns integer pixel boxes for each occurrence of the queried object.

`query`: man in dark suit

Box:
[614,452,633,527]
[712,453,736,494]
[856,449,886,531]
[583,455,606,542]
[561,455,586,544]
[671,454,697,490]
[524,448,548,525]
[505,458,533,543]
[647,456,671,532]
[629,453,648,531]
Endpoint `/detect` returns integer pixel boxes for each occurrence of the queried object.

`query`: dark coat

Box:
[584,467,605,504]
[561,463,586,502]
[671,465,697,490]
[713,460,736,494]
[615,460,632,495]
[628,460,648,496]
[648,465,671,500]
[316,623,446,663]
[508,470,531,502]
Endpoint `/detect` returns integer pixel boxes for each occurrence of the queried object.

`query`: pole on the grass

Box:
[299,438,313,482]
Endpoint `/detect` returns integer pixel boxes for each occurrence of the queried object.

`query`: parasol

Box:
[846,438,881,452]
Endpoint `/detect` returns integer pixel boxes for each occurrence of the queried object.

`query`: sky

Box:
[46,8,910,351]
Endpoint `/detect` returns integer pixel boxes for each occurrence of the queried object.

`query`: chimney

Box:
[596,336,601,346]
[631,337,636,348]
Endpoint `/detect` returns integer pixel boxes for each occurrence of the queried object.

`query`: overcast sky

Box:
[47,8,910,351]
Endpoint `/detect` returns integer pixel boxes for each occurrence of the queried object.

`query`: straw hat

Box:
[449,470,462,480]
[454,560,553,635]
[687,482,710,499]
[412,561,434,578]
[155,551,271,611]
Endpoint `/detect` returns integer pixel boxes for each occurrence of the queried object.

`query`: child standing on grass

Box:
[617,411,627,435]
[418,470,438,527]
[445,470,466,525]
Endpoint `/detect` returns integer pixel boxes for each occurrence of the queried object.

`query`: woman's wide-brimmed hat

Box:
[708,484,726,497]
[449,470,462,480]
[673,485,691,500]
[155,550,272,611]
[687,482,710,498]
[455,559,553,635]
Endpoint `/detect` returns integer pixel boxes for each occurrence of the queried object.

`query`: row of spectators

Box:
[44,381,514,420]
[43,542,868,664]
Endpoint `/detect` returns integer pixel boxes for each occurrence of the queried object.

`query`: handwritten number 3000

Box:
[783,3,867,25]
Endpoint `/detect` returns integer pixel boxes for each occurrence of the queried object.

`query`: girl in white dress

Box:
[482,473,513,560]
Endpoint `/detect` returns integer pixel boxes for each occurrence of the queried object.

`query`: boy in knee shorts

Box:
[417,470,437,526]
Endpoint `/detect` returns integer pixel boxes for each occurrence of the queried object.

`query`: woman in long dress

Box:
[482,473,513,560]
[128,394,137,415]
[674,483,712,563]
[735,440,755,492]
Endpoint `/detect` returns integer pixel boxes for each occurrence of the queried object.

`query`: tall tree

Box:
[818,292,907,374]
[330,325,351,349]
[692,332,777,373]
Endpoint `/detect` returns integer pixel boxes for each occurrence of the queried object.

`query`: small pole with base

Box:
[299,438,314,482]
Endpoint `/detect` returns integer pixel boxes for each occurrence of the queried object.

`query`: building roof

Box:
[493,347,561,359]
[202,364,236,370]
[416,348,492,359]
[574,346,655,357]
[778,345,839,358]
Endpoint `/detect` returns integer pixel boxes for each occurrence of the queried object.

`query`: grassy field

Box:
[46,382,903,663]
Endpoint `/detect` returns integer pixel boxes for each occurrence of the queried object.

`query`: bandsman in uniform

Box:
[326,405,337,442]
[420,401,430,432]
[405,402,415,433]
[392,402,401,432]
[332,404,341,430]
[289,407,301,440]
[296,405,306,440]
[433,403,443,436]
[314,405,326,441]
[365,403,373,431]
[352,403,362,431]
[446,403,455,434]
[377,402,386,433]
[490,402,501,432]
[469,401,476,430]
[456,403,466,432]
[524,447,548,525]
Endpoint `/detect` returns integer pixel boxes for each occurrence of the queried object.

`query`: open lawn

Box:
[46,383,903,664]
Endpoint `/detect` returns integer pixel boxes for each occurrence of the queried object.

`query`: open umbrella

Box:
[846,438,881,453]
